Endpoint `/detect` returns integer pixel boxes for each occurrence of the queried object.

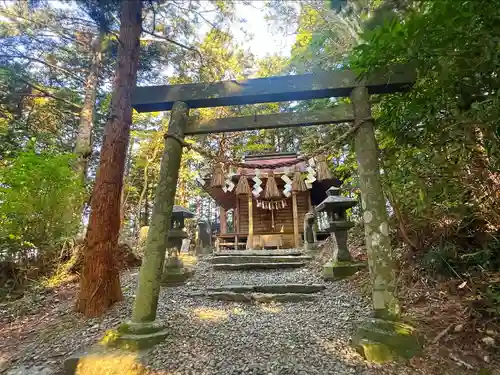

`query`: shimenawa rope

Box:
[163,117,373,170]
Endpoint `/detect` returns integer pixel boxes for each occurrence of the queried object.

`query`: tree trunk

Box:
[76,0,142,317]
[144,179,149,226]
[138,176,148,227]
[74,33,103,181]
[177,178,186,206]
[385,186,418,252]
[120,138,135,231]
[137,145,159,231]
[351,86,400,319]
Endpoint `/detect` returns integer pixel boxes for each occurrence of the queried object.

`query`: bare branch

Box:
[141,28,202,60]
[169,0,219,30]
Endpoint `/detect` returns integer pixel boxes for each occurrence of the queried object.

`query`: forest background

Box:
[0,0,499,335]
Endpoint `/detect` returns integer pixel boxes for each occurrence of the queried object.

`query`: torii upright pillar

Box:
[351,87,399,318]
[117,102,188,343]
[349,87,420,363]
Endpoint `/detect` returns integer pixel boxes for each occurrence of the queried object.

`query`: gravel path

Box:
[2,257,417,375]
[136,259,411,375]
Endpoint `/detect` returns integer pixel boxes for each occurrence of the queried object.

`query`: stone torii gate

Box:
[120,66,416,351]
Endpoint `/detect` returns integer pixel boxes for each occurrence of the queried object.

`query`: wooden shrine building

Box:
[202,152,340,250]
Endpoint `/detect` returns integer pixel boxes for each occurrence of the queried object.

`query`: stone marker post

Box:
[131,101,189,324]
[303,211,317,252]
[196,220,212,254]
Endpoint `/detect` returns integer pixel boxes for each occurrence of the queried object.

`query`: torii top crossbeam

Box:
[131,65,415,113]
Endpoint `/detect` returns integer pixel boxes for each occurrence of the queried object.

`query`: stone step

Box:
[213,262,307,270]
[201,291,317,302]
[213,249,304,257]
[209,255,312,264]
[206,283,325,294]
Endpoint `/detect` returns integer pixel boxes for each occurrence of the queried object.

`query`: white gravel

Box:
[131,258,410,375]
[3,257,416,375]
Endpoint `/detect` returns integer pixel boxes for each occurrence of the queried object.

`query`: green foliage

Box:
[274,0,500,280]
[0,149,84,264]
[350,0,500,259]
[423,238,500,276]
[482,284,500,316]
[421,244,459,277]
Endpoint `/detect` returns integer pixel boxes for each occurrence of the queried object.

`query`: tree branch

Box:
[0,9,88,47]
[170,0,219,30]
[141,28,202,60]
[0,53,86,83]
[15,76,82,111]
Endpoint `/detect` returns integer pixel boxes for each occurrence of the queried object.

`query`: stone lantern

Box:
[161,205,194,286]
[316,186,365,280]
[168,205,194,250]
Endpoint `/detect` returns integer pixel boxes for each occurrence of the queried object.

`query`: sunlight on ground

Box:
[192,307,228,322]
[259,303,283,314]
[41,269,78,288]
[179,253,198,267]
[319,337,364,365]
[75,351,145,375]
[232,306,246,315]
[74,348,183,375]
[40,249,80,288]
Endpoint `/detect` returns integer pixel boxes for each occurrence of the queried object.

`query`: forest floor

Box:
[0,253,499,375]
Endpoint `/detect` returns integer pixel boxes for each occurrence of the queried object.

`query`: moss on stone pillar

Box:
[131,101,189,323]
[351,318,422,363]
[351,86,400,319]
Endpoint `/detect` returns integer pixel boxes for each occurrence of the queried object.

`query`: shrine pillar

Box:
[247,196,253,249]
[220,206,227,234]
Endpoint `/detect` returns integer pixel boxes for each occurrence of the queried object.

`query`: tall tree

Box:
[76,0,143,317]
[351,0,500,250]
[0,4,87,156]
[74,33,104,181]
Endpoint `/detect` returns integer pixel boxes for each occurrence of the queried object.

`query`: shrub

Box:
[0,149,84,269]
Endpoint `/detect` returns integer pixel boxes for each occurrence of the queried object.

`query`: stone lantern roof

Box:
[172,205,195,218]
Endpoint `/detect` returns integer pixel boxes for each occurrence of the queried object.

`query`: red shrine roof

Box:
[238,152,307,175]
[201,152,341,210]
